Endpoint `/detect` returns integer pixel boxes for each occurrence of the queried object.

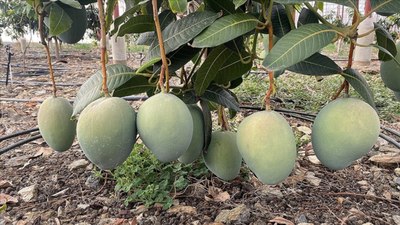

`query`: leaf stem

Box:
[187,48,206,82]
[38,12,57,97]
[97,0,110,97]
[152,0,170,93]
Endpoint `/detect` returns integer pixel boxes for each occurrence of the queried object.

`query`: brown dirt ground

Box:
[0,43,400,225]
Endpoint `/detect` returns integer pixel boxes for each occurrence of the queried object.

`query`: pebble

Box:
[393,215,400,225]
[85,175,100,189]
[215,204,250,223]
[17,185,37,202]
[68,159,89,170]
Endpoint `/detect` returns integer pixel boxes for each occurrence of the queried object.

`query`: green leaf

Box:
[233,0,247,9]
[194,46,233,96]
[116,15,155,36]
[297,8,319,27]
[111,0,150,35]
[205,0,237,15]
[192,13,259,48]
[113,75,155,97]
[78,0,96,5]
[374,22,397,61]
[270,4,291,38]
[287,53,342,75]
[371,0,400,14]
[200,99,213,153]
[59,0,81,9]
[200,85,240,111]
[147,11,219,61]
[136,10,176,45]
[371,44,400,67]
[48,3,72,36]
[72,64,135,116]
[168,0,187,13]
[154,45,201,73]
[105,0,118,32]
[341,68,375,108]
[214,52,253,84]
[274,0,357,8]
[137,57,161,73]
[263,23,336,71]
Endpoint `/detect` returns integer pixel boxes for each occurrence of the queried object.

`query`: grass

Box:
[233,72,399,121]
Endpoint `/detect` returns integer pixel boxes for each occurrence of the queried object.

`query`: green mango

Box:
[77,97,136,170]
[236,111,297,184]
[38,97,76,152]
[178,105,204,164]
[204,131,242,181]
[137,93,193,162]
[312,98,380,170]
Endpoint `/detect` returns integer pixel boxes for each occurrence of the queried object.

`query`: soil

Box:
[1,43,400,225]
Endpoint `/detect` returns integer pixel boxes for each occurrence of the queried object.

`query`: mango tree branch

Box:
[152,0,170,92]
[97,0,110,97]
[38,13,57,97]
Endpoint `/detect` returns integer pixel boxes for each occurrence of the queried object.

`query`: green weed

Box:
[112,144,209,209]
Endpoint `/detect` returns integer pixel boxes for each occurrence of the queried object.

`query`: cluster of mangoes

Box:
[37,92,381,185]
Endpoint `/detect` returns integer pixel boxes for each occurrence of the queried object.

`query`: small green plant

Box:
[112,144,209,209]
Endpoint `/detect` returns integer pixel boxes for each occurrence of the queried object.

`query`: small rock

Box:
[167,205,197,215]
[393,215,400,225]
[305,172,321,187]
[68,159,89,170]
[131,205,147,215]
[259,186,283,198]
[0,180,13,189]
[85,175,100,189]
[215,204,250,223]
[307,155,321,165]
[297,126,312,135]
[395,168,400,176]
[296,214,308,223]
[77,204,90,210]
[357,180,369,186]
[18,185,37,202]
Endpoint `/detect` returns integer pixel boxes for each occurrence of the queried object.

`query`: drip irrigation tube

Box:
[0,134,42,155]
[0,80,82,87]
[0,127,39,142]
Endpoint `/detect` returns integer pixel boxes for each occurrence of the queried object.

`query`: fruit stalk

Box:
[97,0,110,96]
[217,106,229,131]
[38,13,57,97]
[264,24,275,110]
[152,0,170,92]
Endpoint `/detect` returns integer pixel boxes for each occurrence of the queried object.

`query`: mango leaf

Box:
[179,90,197,104]
[147,11,220,61]
[192,13,259,48]
[136,10,176,45]
[371,44,400,67]
[113,75,155,97]
[371,0,400,14]
[72,64,135,116]
[287,53,342,75]
[200,99,212,153]
[297,8,319,27]
[105,0,117,32]
[263,24,336,71]
[48,3,72,36]
[341,68,375,108]
[214,52,253,84]
[270,4,291,38]
[59,0,81,9]
[111,0,149,35]
[205,0,237,15]
[374,22,397,61]
[233,0,247,9]
[274,0,357,8]
[168,0,187,13]
[200,85,240,111]
[154,45,201,73]
[194,46,233,96]
[116,15,155,36]
[137,57,161,73]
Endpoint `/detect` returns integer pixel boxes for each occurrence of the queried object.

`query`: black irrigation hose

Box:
[382,126,400,138]
[0,80,82,87]
[0,127,39,142]
[0,134,42,155]
[379,133,400,149]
